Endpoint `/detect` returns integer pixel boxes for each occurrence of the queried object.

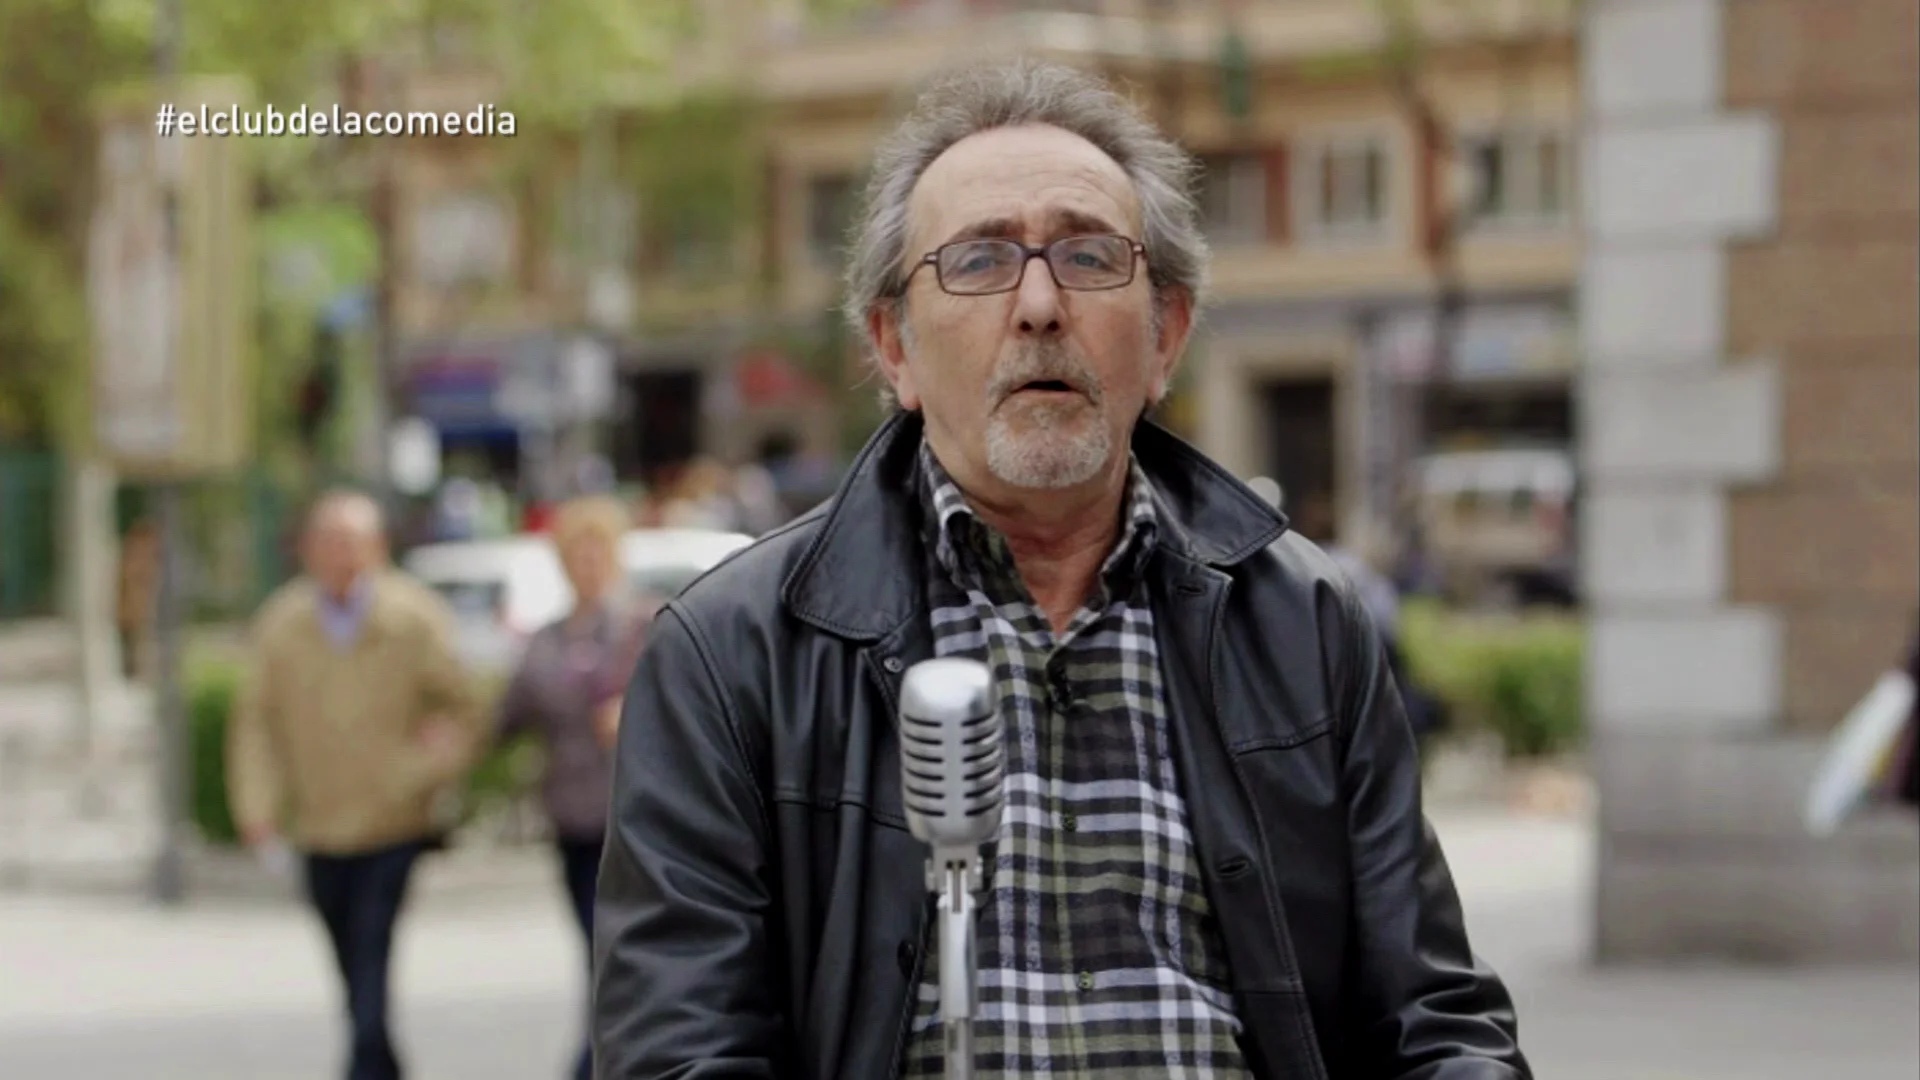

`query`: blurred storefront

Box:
[611,326,841,487]
[402,341,529,488]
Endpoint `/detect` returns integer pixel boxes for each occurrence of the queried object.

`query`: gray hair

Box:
[841,59,1211,392]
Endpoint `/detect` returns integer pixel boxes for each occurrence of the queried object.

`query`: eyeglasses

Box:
[898,233,1147,297]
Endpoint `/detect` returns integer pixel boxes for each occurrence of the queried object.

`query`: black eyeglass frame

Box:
[891,233,1149,298]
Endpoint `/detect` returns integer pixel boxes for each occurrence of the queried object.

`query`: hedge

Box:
[1395,599,1585,760]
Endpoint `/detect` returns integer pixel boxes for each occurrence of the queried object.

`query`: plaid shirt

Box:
[900,443,1252,1079]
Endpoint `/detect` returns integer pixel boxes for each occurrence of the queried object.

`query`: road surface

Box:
[0,811,1913,1079]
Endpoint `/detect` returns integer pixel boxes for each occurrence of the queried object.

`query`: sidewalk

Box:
[1434,810,1919,1080]
[0,807,1913,1079]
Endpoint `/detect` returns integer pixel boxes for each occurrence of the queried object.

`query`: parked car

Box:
[401,527,755,677]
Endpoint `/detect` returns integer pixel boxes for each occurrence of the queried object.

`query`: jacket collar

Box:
[782,410,1288,643]
[294,570,409,646]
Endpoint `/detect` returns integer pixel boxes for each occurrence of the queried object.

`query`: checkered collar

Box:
[915,438,1160,590]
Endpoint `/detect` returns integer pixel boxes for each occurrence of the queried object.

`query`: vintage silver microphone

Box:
[898,657,1004,1080]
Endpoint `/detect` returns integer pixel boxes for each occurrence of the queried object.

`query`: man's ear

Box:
[1148,288,1195,405]
[867,301,920,411]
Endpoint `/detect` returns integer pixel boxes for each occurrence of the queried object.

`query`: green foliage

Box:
[258,205,380,310]
[466,732,545,812]
[188,660,244,845]
[1298,0,1583,85]
[0,0,145,450]
[0,0,716,456]
[1396,598,1585,760]
[0,209,88,447]
[1482,629,1584,758]
[251,204,381,472]
[1,0,876,457]
[622,90,767,282]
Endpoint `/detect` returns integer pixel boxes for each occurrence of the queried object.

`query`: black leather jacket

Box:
[593,412,1529,1080]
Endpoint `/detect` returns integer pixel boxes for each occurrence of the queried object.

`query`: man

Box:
[229,489,484,1080]
[595,60,1528,1079]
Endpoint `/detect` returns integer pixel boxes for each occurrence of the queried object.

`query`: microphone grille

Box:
[898,658,1004,846]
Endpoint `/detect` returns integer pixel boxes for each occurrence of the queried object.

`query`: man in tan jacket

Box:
[227,489,483,1080]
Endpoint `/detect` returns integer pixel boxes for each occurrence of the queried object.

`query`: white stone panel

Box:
[1584,0,1722,120]
[1581,361,1781,482]
[1588,117,1780,241]
[1581,487,1727,604]
[1588,609,1783,732]
[1581,244,1725,366]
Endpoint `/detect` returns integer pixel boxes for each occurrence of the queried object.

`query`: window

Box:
[1460,128,1573,229]
[805,173,861,268]
[1292,132,1392,243]
[1196,152,1268,247]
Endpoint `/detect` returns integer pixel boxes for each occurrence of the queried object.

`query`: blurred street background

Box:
[1,0,1915,1077]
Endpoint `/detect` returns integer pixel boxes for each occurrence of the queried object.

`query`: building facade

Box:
[1578,0,1919,961]
[657,0,1584,551]
[375,2,1581,530]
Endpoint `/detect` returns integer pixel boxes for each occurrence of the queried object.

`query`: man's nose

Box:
[1011,254,1065,336]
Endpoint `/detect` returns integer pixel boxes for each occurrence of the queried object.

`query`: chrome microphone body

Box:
[898,658,1003,1080]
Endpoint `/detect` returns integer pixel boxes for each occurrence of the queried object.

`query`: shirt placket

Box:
[978,556,1058,1075]
[1043,641,1094,1071]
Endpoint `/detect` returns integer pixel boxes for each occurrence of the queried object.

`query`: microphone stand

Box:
[931,850,985,1080]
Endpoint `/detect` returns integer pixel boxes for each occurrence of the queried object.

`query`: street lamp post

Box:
[149,0,188,908]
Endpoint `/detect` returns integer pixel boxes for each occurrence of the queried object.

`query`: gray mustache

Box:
[987,346,1103,404]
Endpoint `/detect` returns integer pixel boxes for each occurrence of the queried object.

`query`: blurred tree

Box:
[0,0,146,450]
[0,206,90,447]
[0,0,876,458]
[0,2,787,445]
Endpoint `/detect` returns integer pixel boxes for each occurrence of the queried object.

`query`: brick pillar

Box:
[1579,0,1919,963]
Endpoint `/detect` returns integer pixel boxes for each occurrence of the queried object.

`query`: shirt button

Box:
[1076,970,1094,992]
[1062,812,1078,832]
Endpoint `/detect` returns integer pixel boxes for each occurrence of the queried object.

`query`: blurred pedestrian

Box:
[227,489,485,1080]
[1885,615,1920,810]
[660,457,744,531]
[492,495,657,1080]
[730,460,787,535]
[115,517,160,681]
[1328,533,1446,743]
[1805,608,1920,836]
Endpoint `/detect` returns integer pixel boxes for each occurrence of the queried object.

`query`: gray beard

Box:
[984,403,1111,489]
[981,340,1112,490]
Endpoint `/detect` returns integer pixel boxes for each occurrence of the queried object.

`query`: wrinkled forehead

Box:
[907,124,1143,256]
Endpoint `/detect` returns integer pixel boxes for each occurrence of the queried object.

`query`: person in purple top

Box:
[493,496,656,1080]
